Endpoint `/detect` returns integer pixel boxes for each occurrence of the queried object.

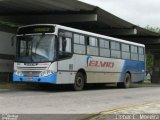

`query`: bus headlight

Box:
[15,70,23,76]
[39,70,53,77]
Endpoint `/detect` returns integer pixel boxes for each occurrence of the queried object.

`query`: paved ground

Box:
[0,82,160,120]
[88,102,160,120]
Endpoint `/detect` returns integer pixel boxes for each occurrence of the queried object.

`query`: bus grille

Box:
[22,71,42,77]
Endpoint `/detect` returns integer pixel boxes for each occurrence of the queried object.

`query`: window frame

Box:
[58,29,145,61]
[131,45,138,54]
[87,36,98,47]
[99,38,110,49]
[121,43,130,60]
[130,45,139,61]
[73,33,86,55]
[110,41,121,59]
[138,47,144,55]
[99,38,110,58]
[111,41,121,51]
[58,29,74,60]
[121,43,130,52]
[138,47,145,61]
[73,33,85,45]
[86,36,99,56]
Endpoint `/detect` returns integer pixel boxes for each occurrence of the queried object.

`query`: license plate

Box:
[28,77,33,81]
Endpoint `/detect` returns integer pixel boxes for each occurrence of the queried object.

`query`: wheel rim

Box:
[75,76,83,87]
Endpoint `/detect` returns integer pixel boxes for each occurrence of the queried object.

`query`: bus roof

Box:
[19,24,145,47]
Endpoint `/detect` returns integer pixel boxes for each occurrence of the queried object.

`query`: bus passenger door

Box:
[57,35,75,84]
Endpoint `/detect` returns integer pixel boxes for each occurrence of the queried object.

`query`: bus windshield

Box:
[16,34,56,63]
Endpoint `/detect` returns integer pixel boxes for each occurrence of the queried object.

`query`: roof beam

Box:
[146,44,160,50]
[0,14,97,24]
[94,28,137,36]
[146,44,160,53]
[0,24,16,33]
[34,0,80,11]
[120,37,160,44]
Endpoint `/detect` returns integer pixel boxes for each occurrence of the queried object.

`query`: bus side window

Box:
[87,36,98,56]
[59,36,72,59]
[59,36,71,52]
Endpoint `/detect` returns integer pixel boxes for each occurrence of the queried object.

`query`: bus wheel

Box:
[117,73,131,88]
[73,72,85,91]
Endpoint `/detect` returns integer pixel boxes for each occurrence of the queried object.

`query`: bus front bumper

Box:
[13,73,57,84]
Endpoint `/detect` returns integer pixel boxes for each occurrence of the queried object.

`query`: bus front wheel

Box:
[117,73,131,88]
[73,72,85,91]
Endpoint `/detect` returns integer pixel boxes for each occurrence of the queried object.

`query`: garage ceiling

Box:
[0,0,159,39]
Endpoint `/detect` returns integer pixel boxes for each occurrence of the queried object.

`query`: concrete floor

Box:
[0,83,160,120]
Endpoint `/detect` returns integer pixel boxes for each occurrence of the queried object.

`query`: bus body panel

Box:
[85,55,124,83]
[57,54,123,84]
[56,72,76,84]
[13,56,145,84]
[13,62,58,84]
[13,73,57,84]
[120,60,145,82]
[56,54,144,84]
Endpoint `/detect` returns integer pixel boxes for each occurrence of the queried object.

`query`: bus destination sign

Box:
[18,26,55,34]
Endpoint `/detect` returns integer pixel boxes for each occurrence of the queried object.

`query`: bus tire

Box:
[73,72,85,91]
[117,73,131,88]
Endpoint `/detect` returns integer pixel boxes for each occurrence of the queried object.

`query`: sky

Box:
[79,0,160,28]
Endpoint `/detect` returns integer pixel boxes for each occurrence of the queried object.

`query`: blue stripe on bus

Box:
[119,60,145,82]
[13,73,57,84]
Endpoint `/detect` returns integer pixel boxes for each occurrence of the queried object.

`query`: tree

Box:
[144,25,159,73]
[145,25,160,33]
[146,52,154,73]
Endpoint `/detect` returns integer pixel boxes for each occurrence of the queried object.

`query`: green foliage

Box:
[0,21,18,28]
[145,25,159,72]
[145,25,160,33]
[146,52,154,72]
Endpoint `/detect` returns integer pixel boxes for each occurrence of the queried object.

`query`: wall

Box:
[0,31,15,82]
[152,54,160,83]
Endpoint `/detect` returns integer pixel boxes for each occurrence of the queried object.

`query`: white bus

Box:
[13,24,145,90]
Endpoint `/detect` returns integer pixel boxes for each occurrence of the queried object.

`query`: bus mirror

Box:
[11,35,16,46]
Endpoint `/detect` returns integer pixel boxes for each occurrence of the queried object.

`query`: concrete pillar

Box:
[0,31,15,83]
[152,53,160,83]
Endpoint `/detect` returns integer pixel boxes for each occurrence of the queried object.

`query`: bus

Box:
[13,24,145,90]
